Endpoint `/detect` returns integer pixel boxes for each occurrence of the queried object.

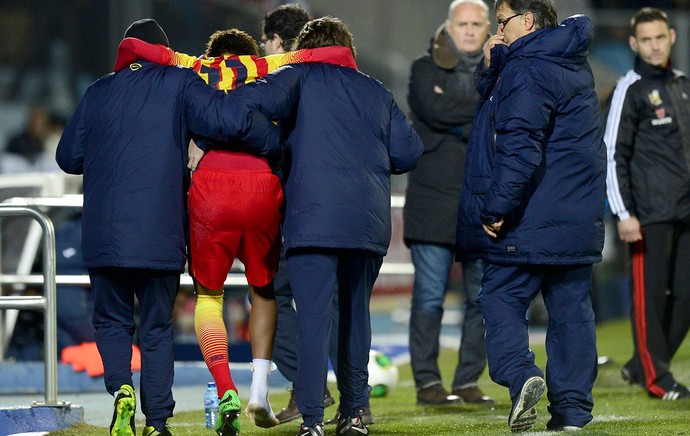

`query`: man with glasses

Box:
[261,4,310,56]
[259,4,375,427]
[257,3,343,426]
[456,0,605,432]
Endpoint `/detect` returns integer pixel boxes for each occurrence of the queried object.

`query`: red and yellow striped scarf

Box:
[114,37,357,91]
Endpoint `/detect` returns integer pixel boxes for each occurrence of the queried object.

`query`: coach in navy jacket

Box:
[238,64,420,259]
[233,17,422,435]
[55,19,277,435]
[455,5,605,432]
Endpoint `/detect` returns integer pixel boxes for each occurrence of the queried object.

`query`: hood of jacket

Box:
[496,14,593,71]
[475,15,593,98]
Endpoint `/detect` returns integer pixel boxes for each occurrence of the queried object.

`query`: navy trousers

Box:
[286,248,382,426]
[90,267,178,430]
[272,254,340,384]
[477,262,597,429]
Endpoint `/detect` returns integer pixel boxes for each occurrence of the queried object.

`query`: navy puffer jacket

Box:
[235,61,423,255]
[57,62,278,272]
[456,16,606,265]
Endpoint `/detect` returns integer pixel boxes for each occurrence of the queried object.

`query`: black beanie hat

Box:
[124,18,169,47]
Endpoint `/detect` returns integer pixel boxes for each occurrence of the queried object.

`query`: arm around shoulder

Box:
[182,73,280,158]
[234,65,303,121]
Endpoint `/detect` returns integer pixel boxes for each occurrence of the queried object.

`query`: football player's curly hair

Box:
[205,29,259,57]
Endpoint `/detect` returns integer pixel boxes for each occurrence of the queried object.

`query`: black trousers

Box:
[625,221,690,396]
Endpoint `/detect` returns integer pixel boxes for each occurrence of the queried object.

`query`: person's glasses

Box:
[497,13,521,29]
[260,35,274,51]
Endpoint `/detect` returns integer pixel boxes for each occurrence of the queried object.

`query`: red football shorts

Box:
[188,167,283,290]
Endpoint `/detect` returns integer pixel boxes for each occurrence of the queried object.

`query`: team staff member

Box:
[56,18,278,436]
[234,17,423,436]
[604,7,690,401]
[456,0,605,431]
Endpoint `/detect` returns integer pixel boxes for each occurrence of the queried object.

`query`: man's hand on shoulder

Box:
[187,139,205,171]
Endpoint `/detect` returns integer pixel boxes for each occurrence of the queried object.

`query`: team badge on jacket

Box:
[648,89,662,106]
[648,90,672,125]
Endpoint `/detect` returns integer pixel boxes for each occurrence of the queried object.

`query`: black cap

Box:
[124,18,169,47]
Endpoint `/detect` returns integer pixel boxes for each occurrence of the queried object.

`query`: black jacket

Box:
[604,57,690,225]
[403,26,482,246]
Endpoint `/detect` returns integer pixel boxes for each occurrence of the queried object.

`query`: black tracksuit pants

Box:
[624,221,690,397]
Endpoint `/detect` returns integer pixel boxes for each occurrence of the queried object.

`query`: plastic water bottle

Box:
[204,381,219,429]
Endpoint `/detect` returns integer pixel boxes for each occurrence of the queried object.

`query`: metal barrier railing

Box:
[0,204,64,407]
[0,194,415,406]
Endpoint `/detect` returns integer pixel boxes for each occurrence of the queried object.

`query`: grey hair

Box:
[448,0,490,21]
[494,0,557,29]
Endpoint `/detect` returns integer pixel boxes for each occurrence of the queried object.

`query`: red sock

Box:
[195,294,237,395]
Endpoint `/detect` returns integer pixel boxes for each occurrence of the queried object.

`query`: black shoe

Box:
[508,376,545,433]
[546,417,583,432]
[109,384,136,436]
[336,415,368,436]
[276,388,300,424]
[277,387,336,424]
[547,425,582,432]
[620,366,640,385]
[416,384,461,405]
[661,383,690,400]
[296,423,325,436]
[359,407,374,426]
[326,407,374,426]
[452,386,495,405]
[324,387,336,408]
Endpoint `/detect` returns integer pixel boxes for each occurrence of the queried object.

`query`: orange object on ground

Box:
[61,342,141,377]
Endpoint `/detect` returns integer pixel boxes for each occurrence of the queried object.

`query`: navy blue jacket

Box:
[456,16,606,265]
[56,61,278,272]
[235,61,423,255]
